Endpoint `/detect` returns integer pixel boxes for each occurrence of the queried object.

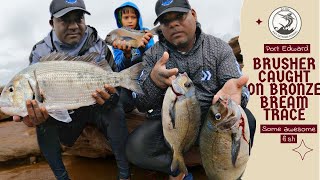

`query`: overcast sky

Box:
[0,0,242,85]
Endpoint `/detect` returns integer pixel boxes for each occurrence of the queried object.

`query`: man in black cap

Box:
[125,0,256,179]
[13,0,131,179]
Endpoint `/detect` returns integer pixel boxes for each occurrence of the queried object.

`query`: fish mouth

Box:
[213,96,241,130]
[105,36,113,45]
[171,86,183,97]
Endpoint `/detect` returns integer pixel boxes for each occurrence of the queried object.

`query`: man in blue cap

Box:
[14,0,131,179]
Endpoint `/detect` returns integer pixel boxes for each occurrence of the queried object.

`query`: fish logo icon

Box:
[161,0,174,6]
[268,6,301,40]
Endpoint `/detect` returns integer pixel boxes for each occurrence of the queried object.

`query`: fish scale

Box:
[200,97,250,180]
[35,61,124,110]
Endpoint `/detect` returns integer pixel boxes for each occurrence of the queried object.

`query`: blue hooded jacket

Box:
[113,2,155,71]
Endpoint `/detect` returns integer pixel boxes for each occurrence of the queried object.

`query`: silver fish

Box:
[0,53,143,122]
[105,26,159,48]
[200,96,251,180]
[162,73,201,175]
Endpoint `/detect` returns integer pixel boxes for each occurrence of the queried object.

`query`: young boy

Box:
[113,2,155,71]
[113,2,155,113]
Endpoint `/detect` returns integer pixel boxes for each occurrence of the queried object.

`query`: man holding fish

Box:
[8,0,131,179]
[125,0,256,179]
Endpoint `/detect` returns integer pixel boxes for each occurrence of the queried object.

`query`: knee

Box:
[125,132,143,166]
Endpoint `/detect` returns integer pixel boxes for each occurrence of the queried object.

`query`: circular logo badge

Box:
[268,7,301,40]
[162,0,174,6]
[65,0,77,4]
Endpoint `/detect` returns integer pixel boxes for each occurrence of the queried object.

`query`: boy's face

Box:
[121,8,138,29]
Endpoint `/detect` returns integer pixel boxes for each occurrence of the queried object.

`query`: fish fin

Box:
[118,62,144,94]
[97,60,113,71]
[169,101,176,129]
[249,138,251,155]
[121,36,135,41]
[149,25,160,35]
[27,73,44,103]
[231,132,241,167]
[121,27,141,33]
[121,27,133,31]
[171,151,188,175]
[39,52,99,63]
[48,109,72,123]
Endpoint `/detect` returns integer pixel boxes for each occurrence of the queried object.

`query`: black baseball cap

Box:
[50,0,91,18]
[154,0,191,25]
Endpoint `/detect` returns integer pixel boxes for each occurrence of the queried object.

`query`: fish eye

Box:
[184,82,192,88]
[214,113,221,120]
[8,86,14,93]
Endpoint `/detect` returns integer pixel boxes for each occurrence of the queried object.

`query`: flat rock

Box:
[0,121,39,162]
[0,110,146,162]
[0,110,201,166]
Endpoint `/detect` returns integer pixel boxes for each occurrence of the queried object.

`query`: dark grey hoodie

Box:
[134,24,249,120]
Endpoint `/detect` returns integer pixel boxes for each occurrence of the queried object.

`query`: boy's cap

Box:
[50,0,91,18]
[154,0,191,25]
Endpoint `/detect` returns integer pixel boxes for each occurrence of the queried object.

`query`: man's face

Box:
[51,10,86,46]
[159,10,197,52]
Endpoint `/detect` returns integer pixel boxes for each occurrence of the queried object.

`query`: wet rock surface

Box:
[0,109,203,179]
[0,121,39,162]
[0,110,148,162]
[0,156,206,180]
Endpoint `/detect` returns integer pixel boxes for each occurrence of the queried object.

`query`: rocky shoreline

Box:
[0,86,202,179]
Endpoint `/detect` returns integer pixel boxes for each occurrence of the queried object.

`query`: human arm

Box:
[212,75,249,105]
[133,50,178,112]
[215,40,250,107]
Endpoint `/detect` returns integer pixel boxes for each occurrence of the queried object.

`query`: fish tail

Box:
[149,25,160,35]
[171,151,188,175]
[119,62,144,94]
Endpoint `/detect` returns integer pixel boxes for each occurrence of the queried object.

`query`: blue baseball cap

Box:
[50,0,91,18]
[154,0,191,25]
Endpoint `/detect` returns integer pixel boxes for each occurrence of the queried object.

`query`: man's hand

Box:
[93,84,119,109]
[150,52,179,89]
[13,100,49,127]
[212,75,249,105]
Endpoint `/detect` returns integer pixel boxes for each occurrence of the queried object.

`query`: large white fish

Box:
[162,73,201,175]
[0,53,143,122]
[200,96,251,180]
